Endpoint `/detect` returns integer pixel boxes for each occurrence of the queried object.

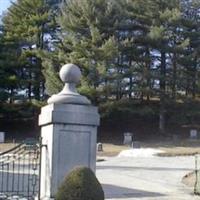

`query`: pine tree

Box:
[53,0,123,102]
[0,25,21,103]
[2,0,54,100]
[180,0,200,99]
[122,0,154,100]
[147,0,184,133]
[40,0,200,133]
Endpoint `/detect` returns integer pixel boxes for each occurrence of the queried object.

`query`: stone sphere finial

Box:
[59,63,81,84]
[47,63,91,105]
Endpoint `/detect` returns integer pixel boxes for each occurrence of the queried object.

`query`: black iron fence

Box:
[0,139,41,200]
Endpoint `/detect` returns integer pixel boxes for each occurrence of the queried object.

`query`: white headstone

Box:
[97,143,103,151]
[123,132,133,145]
[0,132,5,143]
[190,129,198,139]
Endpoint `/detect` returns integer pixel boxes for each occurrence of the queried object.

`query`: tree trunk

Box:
[159,104,165,133]
[28,83,32,101]
[192,56,197,99]
[129,76,133,99]
[28,71,32,101]
[9,88,14,104]
[104,78,108,100]
[33,83,40,100]
[145,47,151,102]
[159,51,166,134]
[129,59,133,99]
[186,66,190,97]
[172,53,177,100]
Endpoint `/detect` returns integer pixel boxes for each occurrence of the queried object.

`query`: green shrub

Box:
[55,166,104,200]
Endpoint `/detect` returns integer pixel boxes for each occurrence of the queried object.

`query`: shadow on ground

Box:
[102,184,165,199]
[97,165,193,171]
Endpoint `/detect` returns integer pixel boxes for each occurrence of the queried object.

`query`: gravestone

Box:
[132,141,140,149]
[172,134,179,141]
[39,64,100,199]
[97,143,103,152]
[0,132,5,143]
[123,132,133,146]
[190,129,198,139]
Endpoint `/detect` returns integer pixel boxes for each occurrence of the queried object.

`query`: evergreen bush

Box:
[55,166,104,200]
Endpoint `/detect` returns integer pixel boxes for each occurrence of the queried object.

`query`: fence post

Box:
[38,64,100,199]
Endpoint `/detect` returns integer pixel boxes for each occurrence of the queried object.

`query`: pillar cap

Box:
[47,63,91,105]
[59,63,81,84]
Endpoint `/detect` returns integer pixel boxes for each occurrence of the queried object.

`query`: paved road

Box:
[96,155,200,200]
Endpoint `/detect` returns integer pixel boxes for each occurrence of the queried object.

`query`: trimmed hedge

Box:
[55,166,104,200]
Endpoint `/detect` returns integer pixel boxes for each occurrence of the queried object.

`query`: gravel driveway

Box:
[96,154,200,200]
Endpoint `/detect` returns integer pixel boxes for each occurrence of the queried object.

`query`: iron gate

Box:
[0,139,41,200]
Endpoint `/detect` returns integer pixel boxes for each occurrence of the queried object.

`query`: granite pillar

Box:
[38,64,100,199]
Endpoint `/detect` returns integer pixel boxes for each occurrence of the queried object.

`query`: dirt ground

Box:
[1,138,200,157]
[0,137,200,155]
[0,142,17,153]
[97,139,200,157]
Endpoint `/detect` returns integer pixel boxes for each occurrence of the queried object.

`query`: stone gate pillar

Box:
[38,64,100,199]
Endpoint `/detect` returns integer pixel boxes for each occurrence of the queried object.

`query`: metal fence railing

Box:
[0,139,41,200]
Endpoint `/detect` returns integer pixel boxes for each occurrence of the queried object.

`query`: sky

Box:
[0,0,13,15]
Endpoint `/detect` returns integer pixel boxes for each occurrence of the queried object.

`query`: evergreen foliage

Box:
[1,0,55,100]
[55,166,104,200]
[56,0,121,102]
[0,0,200,134]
